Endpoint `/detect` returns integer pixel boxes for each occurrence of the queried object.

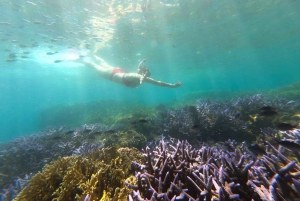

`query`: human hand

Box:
[173,82,183,88]
[140,75,145,84]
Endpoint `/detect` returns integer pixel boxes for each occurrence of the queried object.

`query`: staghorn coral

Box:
[125,138,300,201]
[14,146,144,201]
[151,94,300,144]
[1,94,300,200]
[0,174,33,201]
[0,124,118,190]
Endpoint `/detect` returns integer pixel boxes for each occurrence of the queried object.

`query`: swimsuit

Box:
[110,68,133,87]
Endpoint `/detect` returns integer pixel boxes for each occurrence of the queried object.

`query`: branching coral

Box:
[125,139,300,201]
[14,147,144,201]
[0,124,117,190]
[151,94,300,144]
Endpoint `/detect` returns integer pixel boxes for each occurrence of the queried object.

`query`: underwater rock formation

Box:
[125,139,300,201]
[14,147,144,201]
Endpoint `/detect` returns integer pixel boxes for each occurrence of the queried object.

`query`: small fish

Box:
[22,19,31,23]
[87,135,96,140]
[5,58,17,62]
[82,128,92,134]
[0,22,12,26]
[104,130,117,134]
[188,106,198,113]
[259,110,278,117]
[138,119,148,123]
[191,125,199,130]
[131,119,148,124]
[286,100,296,105]
[275,140,300,152]
[155,104,166,111]
[247,143,267,156]
[234,113,241,119]
[91,131,102,136]
[8,53,17,58]
[54,60,63,63]
[32,20,42,24]
[277,123,298,131]
[46,51,58,55]
[51,136,62,140]
[0,173,8,177]
[19,44,28,48]
[64,130,74,134]
[259,106,276,111]
[26,1,37,6]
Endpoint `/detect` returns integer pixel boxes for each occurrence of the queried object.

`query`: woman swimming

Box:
[84,56,183,88]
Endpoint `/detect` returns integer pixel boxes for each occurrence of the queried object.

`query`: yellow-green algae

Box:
[101,130,147,149]
[14,147,144,201]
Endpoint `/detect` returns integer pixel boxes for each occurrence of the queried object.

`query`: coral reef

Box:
[265,81,300,100]
[14,146,144,201]
[103,130,147,149]
[126,138,300,201]
[0,174,33,201]
[151,94,300,143]
[1,94,300,200]
[0,124,116,190]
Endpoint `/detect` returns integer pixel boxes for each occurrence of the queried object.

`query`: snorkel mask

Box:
[137,59,151,77]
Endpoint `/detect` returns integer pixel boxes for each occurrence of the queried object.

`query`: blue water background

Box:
[0,0,300,142]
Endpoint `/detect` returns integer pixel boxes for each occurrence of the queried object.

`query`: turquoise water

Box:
[0,0,300,142]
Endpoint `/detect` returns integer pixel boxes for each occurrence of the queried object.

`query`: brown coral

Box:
[15,147,144,201]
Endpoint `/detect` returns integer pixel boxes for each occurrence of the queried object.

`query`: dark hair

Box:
[138,66,151,77]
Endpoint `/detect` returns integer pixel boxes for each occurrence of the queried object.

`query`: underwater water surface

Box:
[0,0,300,142]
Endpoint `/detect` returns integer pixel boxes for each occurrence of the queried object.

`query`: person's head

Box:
[138,65,151,77]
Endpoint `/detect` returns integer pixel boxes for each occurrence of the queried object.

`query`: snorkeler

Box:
[84,56,183,88]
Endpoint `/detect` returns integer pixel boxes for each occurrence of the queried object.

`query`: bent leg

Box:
[84,60,113,79]
[94,55,113,69]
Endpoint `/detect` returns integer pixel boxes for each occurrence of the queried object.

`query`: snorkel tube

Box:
[138,59,146,69]
[137,59,151,78]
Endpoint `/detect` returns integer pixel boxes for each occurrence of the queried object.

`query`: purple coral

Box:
[126,138,300,201]
[150,94,300,144]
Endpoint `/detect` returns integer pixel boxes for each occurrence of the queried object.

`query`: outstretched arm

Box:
[143,77,183,88]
